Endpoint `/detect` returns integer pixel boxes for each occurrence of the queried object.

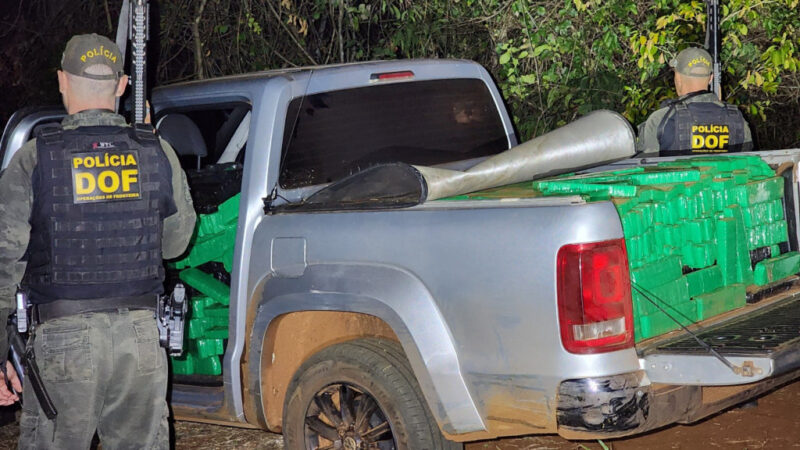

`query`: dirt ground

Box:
[0,380,798,449]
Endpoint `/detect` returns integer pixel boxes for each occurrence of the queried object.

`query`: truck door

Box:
[153,103,251,380]
[1,107,66,170]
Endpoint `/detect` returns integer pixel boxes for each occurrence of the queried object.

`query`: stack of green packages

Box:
[168,194,240,375]
[531,155,800,341]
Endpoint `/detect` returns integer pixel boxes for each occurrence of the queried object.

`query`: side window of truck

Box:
[279,78,509,189]
[156,104,250,213]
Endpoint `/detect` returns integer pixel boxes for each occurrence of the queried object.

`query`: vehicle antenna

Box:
[269,69,315,208]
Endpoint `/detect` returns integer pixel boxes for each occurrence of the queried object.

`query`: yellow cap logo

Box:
[79,45,118,64]
[687,57,711,67]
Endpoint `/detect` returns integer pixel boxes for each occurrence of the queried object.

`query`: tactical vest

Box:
[24,124,176,304]
[657,93,747,155]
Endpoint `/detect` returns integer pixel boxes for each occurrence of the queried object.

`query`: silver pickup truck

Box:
[4,59,800,449]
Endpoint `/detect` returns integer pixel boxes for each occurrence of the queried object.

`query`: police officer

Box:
[637,47,753,155]
[0,34,196,448]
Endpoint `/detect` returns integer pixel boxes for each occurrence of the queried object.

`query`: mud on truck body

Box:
[5,59,800,449]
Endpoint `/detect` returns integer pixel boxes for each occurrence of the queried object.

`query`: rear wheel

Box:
[283,338,462,450]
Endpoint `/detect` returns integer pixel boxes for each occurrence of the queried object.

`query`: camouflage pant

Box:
[18,309,169,450]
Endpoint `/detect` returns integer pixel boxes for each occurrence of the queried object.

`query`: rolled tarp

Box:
[414,109,636,201]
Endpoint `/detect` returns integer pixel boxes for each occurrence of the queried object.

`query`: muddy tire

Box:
[283,338,462,450]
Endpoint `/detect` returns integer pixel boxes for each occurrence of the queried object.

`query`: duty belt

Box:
[33,294,156,323]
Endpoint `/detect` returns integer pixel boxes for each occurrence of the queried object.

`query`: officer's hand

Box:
[0,362,21,405]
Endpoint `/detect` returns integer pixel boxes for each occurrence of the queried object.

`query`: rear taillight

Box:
[557,239,634,354]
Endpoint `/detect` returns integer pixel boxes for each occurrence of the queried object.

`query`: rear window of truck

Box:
[279,78,509,189]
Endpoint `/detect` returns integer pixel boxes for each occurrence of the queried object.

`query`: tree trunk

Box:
[193,0,209,79]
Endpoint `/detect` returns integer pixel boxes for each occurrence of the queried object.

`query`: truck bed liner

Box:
[654,291,800,358]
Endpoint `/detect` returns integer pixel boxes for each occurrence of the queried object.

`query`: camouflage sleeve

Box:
[0,140,37,357]
[742,119,754,152]
[0,140,35,302]
[636,108,668,156]
[159,138,197,260]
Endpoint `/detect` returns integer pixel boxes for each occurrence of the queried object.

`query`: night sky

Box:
[0,1,142,126]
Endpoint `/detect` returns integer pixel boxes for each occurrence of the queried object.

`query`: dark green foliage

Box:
[1,0,798,149]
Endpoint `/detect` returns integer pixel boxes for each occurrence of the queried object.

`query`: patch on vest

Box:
[71,150,141,203]
[691,124,730,153]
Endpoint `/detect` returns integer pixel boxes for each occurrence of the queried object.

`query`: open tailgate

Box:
[639,280,800,385]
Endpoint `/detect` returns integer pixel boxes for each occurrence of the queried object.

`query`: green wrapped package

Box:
[471,155,796,341]
[169,194,240,376]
